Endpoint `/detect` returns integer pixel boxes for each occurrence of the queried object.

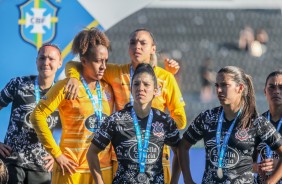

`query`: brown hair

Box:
[131,63,158,90]
[72,27,111,60]
[218,66,258,128]
[37,43,61,59]
[129,28,156,46]
[265,70,282,87]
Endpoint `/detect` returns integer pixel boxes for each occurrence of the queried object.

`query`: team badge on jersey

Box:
[235,128,249,141]
[152,122,164,137]
[18,0,59,49]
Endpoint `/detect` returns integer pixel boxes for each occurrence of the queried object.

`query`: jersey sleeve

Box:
[0,77,19,107]
[65,61,82,79]
[162,70,187,130]
[102,63,118,84]
[91,115,116,150]
[164,116,181,147]
[255,116,282,151]
[30,79,67,158]
[183,112,205,145]
[65,61,120,85]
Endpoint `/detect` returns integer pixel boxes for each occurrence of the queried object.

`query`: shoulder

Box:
[9,75,36,87]
[14,75,35,83]
[107,63,130,70]
[152,107,168,118]
[193,106,221,124]
[253,115,268,126]
[154,66,172,77]
[54,78,68,86]
[201,106,221,118]
[107,107,131,122]
[151,107,175,124]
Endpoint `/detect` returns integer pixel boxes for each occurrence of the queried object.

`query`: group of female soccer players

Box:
[1,27,282,184]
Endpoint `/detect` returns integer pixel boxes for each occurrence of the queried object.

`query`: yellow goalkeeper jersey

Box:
[30,78,114,172]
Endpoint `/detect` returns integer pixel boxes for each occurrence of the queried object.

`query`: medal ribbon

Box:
[34,76,54,104]
[81,76,103,128]
[131,108,153,173]
[266,112,282,158]
[129,65,134,106]
[34,77,40,104]
[216,109,241,169]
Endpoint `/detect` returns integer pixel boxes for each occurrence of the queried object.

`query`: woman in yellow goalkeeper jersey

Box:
[30,28,114,184]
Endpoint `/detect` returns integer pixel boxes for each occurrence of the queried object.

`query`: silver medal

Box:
[217,167,223,179]
[137,173,147,183]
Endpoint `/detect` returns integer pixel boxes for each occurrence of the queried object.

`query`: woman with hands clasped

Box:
[253,70,282,184]
[178,66,282,184]
[87,63,181,184]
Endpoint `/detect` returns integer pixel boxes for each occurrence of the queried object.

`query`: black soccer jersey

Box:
[183,106,282,184]
[0,76,60,171]
[255,111,282,184]
[92,106,180,184]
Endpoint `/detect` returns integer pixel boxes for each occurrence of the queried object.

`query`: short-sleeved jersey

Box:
[30,78,114,172]
[183,106,282,184]
[92,106,180,184]
[255,111,282,184]
[0,75,60,172]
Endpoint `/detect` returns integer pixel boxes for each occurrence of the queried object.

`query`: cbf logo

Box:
[18,0,59,49]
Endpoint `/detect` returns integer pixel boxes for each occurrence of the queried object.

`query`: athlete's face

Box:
[36,46,62,79]
[128,31,156,69]
[132,72,157,106]
[215,73,244,106]
[265,75,282,107]
[81,45,108,81]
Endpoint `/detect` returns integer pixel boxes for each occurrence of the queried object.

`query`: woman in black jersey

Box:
[87,63,180,184]
[254,70,282,184]
[178,66,282,183]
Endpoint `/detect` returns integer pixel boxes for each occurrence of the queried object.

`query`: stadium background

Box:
[1,0,282,183]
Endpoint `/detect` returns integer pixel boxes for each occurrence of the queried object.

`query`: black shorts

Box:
[7,164,51,184]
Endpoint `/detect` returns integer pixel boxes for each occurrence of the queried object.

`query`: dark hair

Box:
[129,28,156,46]
[37,43,61,58]
[72,27,111,60]
[131,63,157,89]
[0,159,8,184]
[218,66,258,128]
[265,70,282,87]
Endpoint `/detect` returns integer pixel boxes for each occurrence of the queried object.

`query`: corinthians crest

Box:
[18,0,59,49]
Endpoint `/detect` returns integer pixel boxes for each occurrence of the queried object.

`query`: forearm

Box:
[267,158,282,184]
[65,61,81,79]
[178,141,194,184]
[87,145,104,184]
[171,148,181,184]
[30,105,61,158]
